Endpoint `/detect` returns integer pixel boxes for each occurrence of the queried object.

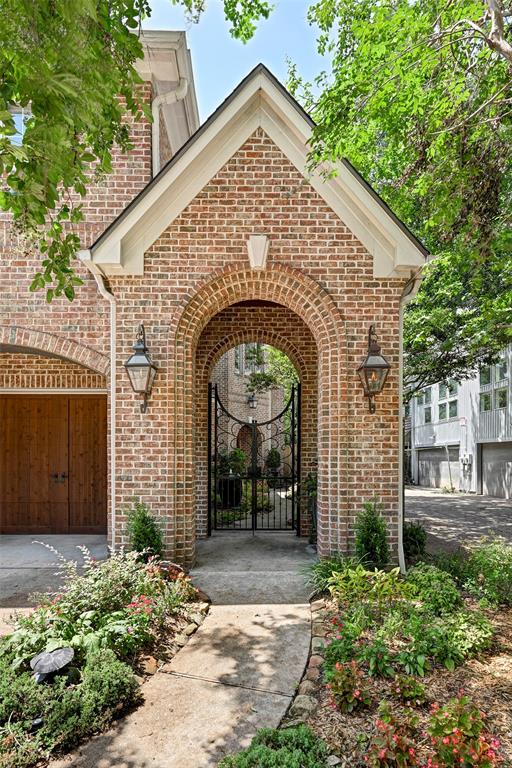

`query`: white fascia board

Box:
[90,70,425,278]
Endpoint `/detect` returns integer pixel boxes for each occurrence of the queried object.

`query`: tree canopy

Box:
[0,0,271,301]
[288,0,512,389]
[2,0,511,388]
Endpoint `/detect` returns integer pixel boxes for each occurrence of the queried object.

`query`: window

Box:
[404,401,411,418]
[495,359,508,382]
[439,381,458,419]
[416,392,424,406]
[424,406,432,424]
[423,387,431,404]
[448,380,458,396]
[480,392,492,412]
[495,388,508,409]
[480,367,492,386]
[234,346,242,374]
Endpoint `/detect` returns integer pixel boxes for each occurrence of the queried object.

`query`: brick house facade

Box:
[1,39,426,566]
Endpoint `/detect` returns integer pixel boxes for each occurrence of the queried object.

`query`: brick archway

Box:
[170,264,348,565]
[0,326,109,376]
[194,308,318,538]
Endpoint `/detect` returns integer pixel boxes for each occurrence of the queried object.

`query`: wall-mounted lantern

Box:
[357,324,391,414]
[124,324,157,413]
[247,393,258,409]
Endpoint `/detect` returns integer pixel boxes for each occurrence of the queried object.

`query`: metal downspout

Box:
[398,269,423,573]
[79,253,117,551]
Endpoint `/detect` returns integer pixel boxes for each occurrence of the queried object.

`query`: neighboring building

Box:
[211,343,285,424]
[407,346,512,498]
[1,54,427,565]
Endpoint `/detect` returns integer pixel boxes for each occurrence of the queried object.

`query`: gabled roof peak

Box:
[81,65,427,278]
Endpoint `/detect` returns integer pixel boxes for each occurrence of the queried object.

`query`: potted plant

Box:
[217,448,246,508]
[265,447,281,487]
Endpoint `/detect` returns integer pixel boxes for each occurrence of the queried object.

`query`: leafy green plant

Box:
[7,547,194,667]
[305,553,357,592]
[326,660,371,713]
[390,675,426,707]
[396,648,428,678]
[125,500,164,561]
[464,539,512,607]
[355,500,390,569]
[0,648,140,767]
[406,563,461,615]
[428,696,502,767]
[218,725,328,767]
[364,703,418,767]
[403,521,427,561]
[429,611,494,671]
[217,448,248,476]
[265,447,281,473]
[329,566,414,611]
[357,639,395,678]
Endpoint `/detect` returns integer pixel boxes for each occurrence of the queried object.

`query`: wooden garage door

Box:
[0,395,107,534]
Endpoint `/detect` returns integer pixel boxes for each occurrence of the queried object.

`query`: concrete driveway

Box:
[405,487,512,553]
[0,535,108,633]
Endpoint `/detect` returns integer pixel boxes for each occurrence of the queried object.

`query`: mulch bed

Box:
[296,599,512,767]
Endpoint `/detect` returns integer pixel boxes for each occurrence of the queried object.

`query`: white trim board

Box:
[81,67,426,279]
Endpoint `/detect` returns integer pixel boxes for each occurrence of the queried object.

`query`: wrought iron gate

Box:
[208,383,301,533]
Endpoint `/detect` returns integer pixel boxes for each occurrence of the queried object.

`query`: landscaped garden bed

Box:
[0,538,207,767]
[288,536,512,767]
[220,505,512,767]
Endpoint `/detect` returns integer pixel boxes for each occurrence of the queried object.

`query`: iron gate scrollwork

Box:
[208,383,301,533]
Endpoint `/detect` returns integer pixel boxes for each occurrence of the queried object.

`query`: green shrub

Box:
[435,538,512,607]
[265,447,281,473]
[329,565,414,609]
[324,633,358,675]
[125,500,164,561]
[403,521,427,560]
[218,725,328,767]
[406,563,461,615]
[355,500,390,569]
[305,553,357,592]
[0,649,140,767]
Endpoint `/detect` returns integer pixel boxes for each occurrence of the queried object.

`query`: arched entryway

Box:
[169,264,348,566]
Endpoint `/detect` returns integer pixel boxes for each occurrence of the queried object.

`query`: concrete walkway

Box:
[52,532,315,768]
[405,487,512,553]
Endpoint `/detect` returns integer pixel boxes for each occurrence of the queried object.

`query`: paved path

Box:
[51,532,315,768]
[405,487,512,553]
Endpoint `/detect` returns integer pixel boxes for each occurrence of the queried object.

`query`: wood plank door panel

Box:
[69,396,107,533]
[0,396,68,533]
[1,394,107,534]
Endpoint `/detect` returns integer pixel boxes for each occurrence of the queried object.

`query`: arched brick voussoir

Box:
[0,326,110,376]
[172,264,347,353]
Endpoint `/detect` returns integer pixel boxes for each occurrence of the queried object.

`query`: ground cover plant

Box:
[217,724,328,767]
[0,544,200,767]
[303,538,512,766]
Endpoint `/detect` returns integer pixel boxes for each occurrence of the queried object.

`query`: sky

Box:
[143,0,326,121]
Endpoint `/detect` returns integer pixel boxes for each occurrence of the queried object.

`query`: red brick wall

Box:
[4,122,407,565]
[0,352,106,389]
[109,128,406,564]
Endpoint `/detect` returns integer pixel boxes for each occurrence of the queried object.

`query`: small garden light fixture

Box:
[124,324,157,413]
[247,393,258,409]
[357,324,391,414]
